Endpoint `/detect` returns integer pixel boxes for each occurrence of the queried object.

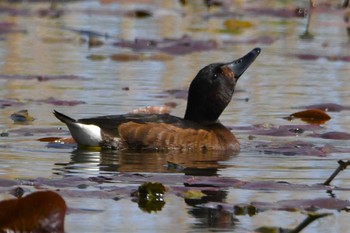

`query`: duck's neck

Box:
[184,101,223,125]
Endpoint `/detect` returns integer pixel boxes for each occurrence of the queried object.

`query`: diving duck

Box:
[54,48,260,151]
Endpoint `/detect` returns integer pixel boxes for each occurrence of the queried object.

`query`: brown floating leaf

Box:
[110,53,143,61]
[252,198,350,212]
[311,131,350,140]
[44,137,77,149]
[285,109,331,124]
[37,137,63,142]
[86,54,107,61]
[224,19,253,31]
[298,103,350,112]
[0,191,66,233]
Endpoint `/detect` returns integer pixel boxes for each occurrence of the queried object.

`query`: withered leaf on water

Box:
[113,35,218,55]
[39,97,86,106]
[310,131,350,140]
[0,99,25,108]
[296,103,350,112]
[201,197,349,213]
[284,109,331,124]
[254,140,344,156]
[0,191,66,233]
[252,198,350,212]
[232,123,322,137]
[292,53,350,62]
[245,7,307,18]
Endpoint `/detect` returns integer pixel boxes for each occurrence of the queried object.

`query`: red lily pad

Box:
[232,123,323,137]
[297,103,350,112]
[39,97,86,106]
[252,198,350,212]
[292,54,350,62]
[113,35,218,55]
[0,99,25,108]
[255,140,339,156]
[285,109,331,124]
[201,197,349,213]
[245,7,307,18]
[0,191,66,233]
[310,131,350,140]
[0,22,26,34]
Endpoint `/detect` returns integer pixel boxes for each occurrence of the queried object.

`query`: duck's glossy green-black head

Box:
[184,48,261,124]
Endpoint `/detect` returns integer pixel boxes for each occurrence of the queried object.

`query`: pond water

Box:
[0,0,350,232]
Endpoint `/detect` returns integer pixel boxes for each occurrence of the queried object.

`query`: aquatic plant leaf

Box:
[86,54,107,61]
[224,19,253,30]
[234,123,322,137]
[245,7,306,18]
[0,191,66,233]
[285,109,331,124]
[203,198,346,213]
[223,35,277,46]
[10,109,35,123]
[160,39,218,55]
[136,182,166,213]
[311,131,350,140]
[110,53,143,61]
[296,103,350,112]
[292,54,350,62]
[113,36,217,55]
[252,198,350,212]
[255,140,339,156]
[38,136,73,143]
[42,36,77,44]
[183,190,206,199]
[0,21,27,34]
[126,9,152,18]
[138,182,166,198]
[40,97,86,106]
[0,99,25,108]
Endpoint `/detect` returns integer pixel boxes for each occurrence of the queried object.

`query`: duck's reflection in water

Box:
[53,149,238,231]
[54,149,238,176]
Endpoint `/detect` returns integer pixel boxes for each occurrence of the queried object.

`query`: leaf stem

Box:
[323,160,350,186]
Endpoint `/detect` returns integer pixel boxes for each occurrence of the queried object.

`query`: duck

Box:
[54,47,260,151]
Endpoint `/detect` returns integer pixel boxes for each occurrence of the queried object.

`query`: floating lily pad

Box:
[310,131,350,140]
[86,54,107,61]
[296,103,350,112]
[284,109,331,124]
[134,182,166,213]
[0,191,66,233]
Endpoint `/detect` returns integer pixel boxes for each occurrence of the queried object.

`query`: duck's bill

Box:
[226,48,261,80]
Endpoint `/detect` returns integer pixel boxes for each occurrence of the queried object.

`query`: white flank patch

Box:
[67,123,102,147]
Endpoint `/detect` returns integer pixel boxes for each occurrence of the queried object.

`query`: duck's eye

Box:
[213,73,219,80]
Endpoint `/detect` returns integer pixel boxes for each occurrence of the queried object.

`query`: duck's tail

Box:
[53,110,77,124]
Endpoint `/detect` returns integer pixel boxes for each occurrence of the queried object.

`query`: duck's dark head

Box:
[184,48,261,124]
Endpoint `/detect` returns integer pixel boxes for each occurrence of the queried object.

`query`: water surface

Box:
[0,1,350,232]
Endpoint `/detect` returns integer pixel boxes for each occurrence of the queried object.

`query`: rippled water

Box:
[1,1,350,232]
